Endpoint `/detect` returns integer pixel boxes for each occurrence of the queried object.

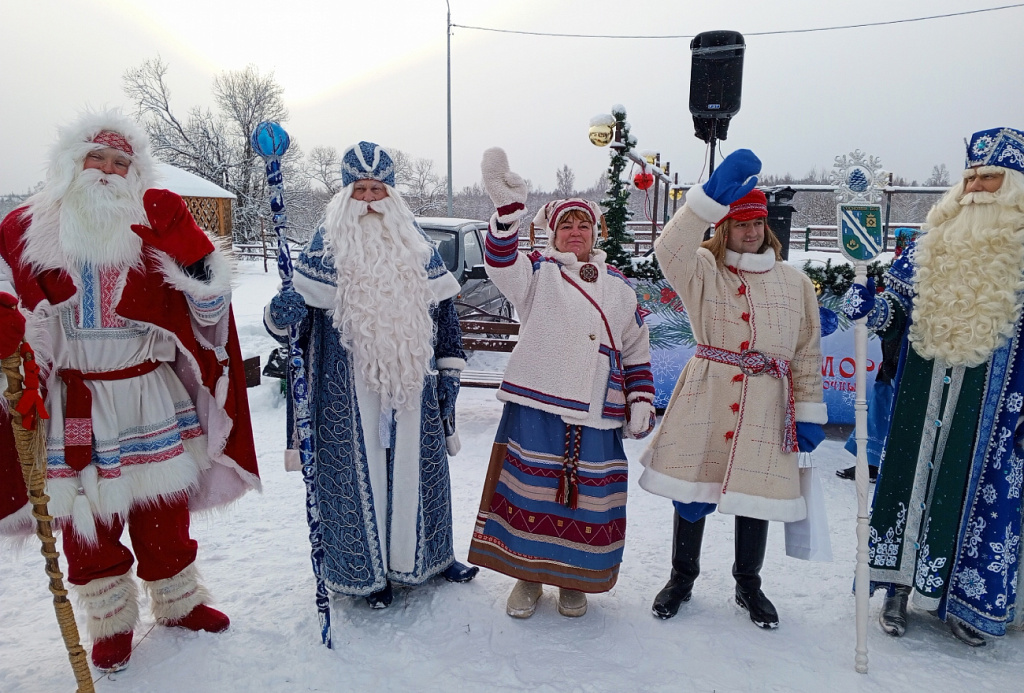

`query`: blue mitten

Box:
[797,422,826,453]
[269,288,308,328]
[437,369,461,422]
[840,278,875,320]
[702,149,761,205]
[819,306,839,337]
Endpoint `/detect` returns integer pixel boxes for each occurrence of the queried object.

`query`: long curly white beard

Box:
[910,193,1024,367]
[323,191,436,411]
[59,169,146,268]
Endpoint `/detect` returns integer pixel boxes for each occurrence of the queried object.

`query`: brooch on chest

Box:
[579,263,599,283]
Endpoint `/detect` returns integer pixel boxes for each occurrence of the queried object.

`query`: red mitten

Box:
[132,189,215,266]
[0,292,25,359]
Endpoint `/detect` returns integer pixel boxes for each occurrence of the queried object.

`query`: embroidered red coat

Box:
[0,206,259,533]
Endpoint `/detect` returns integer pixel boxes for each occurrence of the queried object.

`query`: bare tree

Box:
[555,165,576,197]
[302,146,343,196]
[123,58,295,242]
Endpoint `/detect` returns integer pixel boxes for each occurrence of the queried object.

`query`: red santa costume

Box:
[0,110,259,671]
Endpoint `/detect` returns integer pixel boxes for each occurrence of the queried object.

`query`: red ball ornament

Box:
[633,172,654,190]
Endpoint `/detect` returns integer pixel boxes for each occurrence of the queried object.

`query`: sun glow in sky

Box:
[3,0,1023,194]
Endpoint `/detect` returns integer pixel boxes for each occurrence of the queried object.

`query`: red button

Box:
[737,285,746,295]
[725,431,735,440]
[732,374,744,383]
[740,340,749,351]
[730,403,739,412]
[741,312,750,322]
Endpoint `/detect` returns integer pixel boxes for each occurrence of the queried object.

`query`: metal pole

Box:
[446,1,454,217]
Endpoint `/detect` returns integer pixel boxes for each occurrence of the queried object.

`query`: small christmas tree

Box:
[599,106,637,272]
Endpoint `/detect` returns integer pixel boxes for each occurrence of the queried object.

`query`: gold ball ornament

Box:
[589,124,613,147]
[669,187,684,201]
[813,280,823,297]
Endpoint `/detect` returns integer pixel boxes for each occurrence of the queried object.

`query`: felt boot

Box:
[91,631,134,672]
[365,581,394,609]
[879,584,911,637]
[145,564,227,631]
[733,516,779,629]
[652,514,705,619]
[557,588,588,617]
[506,580,543,618]
[74,574,139,671]
[442,560,479,583]
[949,618,987,647]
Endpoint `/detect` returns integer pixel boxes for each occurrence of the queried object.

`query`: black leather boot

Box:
[878,584,911,636]
[733,516,779,629]
[652,513,705,619]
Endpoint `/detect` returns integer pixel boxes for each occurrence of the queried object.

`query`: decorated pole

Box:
[3,347,94,693]
[250,122,332,648]
[832,151,885,674]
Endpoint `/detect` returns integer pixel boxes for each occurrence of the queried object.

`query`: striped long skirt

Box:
[468,403,628,593]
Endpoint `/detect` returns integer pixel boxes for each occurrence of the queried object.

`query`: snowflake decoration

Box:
[830,150,887,204]
[958,567,988,600]
[1006,392,1023,414]
[1007,454,1023,499]
[982,484,998,504]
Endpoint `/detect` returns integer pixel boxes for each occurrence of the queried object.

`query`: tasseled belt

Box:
[556,424,584,510]
[58,360,162,470]
[694,344,798,453]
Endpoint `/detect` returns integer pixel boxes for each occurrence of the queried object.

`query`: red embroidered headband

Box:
[91,130,134,156]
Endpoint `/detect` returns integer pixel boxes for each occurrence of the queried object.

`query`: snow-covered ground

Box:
[1,261,1020,693]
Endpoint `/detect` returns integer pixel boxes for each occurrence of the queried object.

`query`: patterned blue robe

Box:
[279,226,465,596]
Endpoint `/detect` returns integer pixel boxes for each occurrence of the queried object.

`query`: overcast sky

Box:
[2,0,1023,195]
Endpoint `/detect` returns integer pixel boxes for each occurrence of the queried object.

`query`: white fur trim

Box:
[0,502,33,537]
[75,574,139,640]
[154,239,233,299]
[638,466,806,522]
[292,271,336,310]
[45,448,203,534]
[684,185,730,224]
[432,271,462,303]
[487,212,521,239]
[436,357,466,371]
[145,563,211,623]
[796,401,829,424]
[726,248,776,272]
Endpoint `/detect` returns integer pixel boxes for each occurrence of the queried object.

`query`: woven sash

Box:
[694,344,798,453]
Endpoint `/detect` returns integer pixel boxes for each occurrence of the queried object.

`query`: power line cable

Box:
[451,3,1023,39]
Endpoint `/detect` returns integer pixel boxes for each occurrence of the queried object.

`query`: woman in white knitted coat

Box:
[639,150,827,629]
[467,148,655,620]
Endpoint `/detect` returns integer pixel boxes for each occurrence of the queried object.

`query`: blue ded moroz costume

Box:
[848,128,1024,644]
[265,142,476,603]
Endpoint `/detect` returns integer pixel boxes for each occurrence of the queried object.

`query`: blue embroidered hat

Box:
[340,141,396,187]
[965,127,1024,173]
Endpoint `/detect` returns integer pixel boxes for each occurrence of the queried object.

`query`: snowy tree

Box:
[555,165,576,198]
[123,58,296,243]
[925,163,950,187]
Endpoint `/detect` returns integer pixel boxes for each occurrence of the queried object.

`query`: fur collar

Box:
[725,248,776,273]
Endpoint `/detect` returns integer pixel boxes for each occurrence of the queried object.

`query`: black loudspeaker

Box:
[689,30,745,142]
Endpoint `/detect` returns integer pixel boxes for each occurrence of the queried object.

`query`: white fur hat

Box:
[41,109,157,202]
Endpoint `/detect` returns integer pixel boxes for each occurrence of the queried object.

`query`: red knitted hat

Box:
[719,188,768,225]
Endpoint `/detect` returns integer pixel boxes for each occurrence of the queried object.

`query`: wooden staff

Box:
[3,348,95,693]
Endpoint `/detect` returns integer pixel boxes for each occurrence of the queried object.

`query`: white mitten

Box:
[627,400,656,439]
[481,147,529,223]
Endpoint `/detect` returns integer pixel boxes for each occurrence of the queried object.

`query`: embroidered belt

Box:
[694,345,798,453]
[58,360,163,471]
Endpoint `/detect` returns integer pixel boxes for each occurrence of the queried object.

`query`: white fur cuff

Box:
[145,563,211,623]
[436,357,466,372]
[75,574,139,640]
[796,401,829,424]
[684,185,730,225]
[487,212,521,240]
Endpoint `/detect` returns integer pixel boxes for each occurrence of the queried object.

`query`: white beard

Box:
[56,168,146,268]
[910,192,1024,367]
[322,190,436,411]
